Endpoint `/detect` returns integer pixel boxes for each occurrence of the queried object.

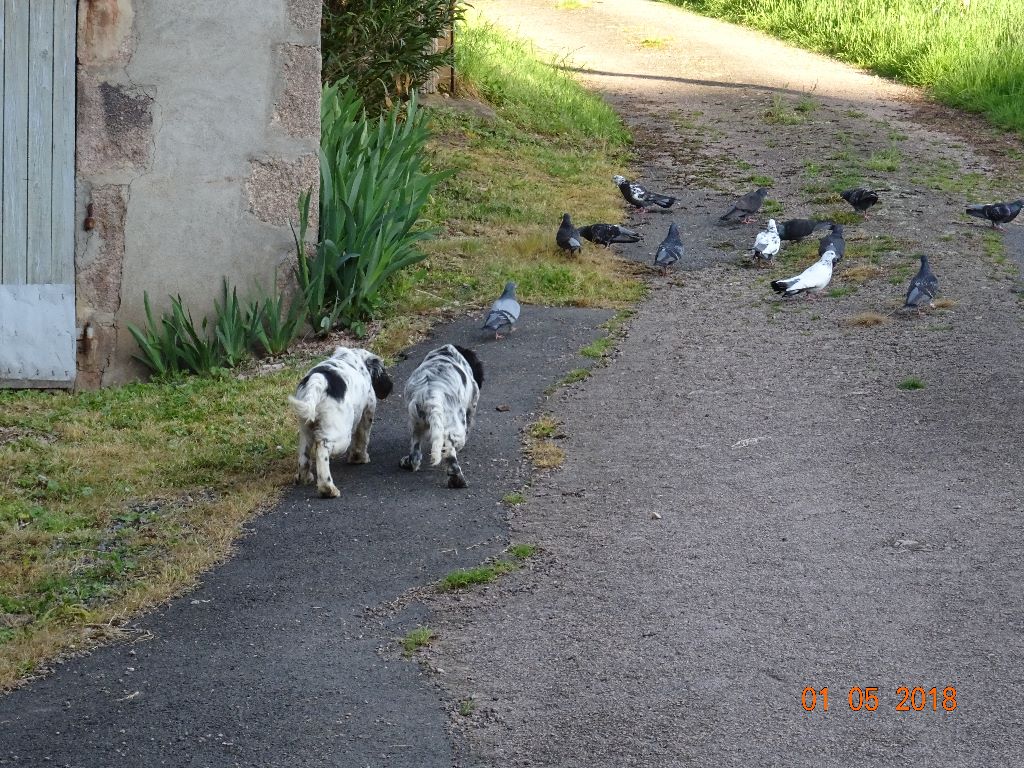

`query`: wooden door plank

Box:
[1,0,29,285]
[1,1,6,268]
[51,0,75,285]
[27,0,54,284]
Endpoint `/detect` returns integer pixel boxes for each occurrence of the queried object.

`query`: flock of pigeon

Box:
[480,175,1023,337]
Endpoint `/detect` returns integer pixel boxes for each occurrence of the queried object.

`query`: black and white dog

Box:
[289,346,393,498]
[400,344,484,489]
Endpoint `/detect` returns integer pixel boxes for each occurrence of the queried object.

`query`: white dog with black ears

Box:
[289,346,393,498]
[400,344,484,489]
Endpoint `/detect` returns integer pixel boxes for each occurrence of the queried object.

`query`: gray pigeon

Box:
[841,187,880,215]
[556,213,582,255]
[818,224,846,263]
[654,222,684,274]
[612,175,676,212]
[904,255,938,310]
[482,281,520,339]
[965,199,1023,230]
[720,188,768,223]
[777,218,831,242]
[579,223,642,247]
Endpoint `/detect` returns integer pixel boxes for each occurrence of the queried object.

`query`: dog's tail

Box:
[425,397,446,466]
[289,375,327,424]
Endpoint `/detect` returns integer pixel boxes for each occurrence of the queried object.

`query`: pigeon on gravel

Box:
[579,223,642,247]
[965,199,1024,230]
[482,281,520,339]
[771,250,838,297]
[818,224,847,263]
[841,187,880,215]
[556,213,583,255]
[752,219,781,266]
[654,222,684,275]
[612,175,676,212]
[720,188,768,223]
[777,218,831,242]
[904,255,939,310]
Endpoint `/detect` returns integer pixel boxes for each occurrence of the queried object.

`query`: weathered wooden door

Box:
[0,0,77,388]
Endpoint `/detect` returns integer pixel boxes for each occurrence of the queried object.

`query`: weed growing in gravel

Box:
[843,312,888,327]
[747,174,774,187]
[580,337,613,359]
[865,148,902,172]
[502,492,526,505]
[932,298,957,309]
[762,199,784,216]
[898,377,926,391]
[764,94,805,125]
[529,416,561,439]
[508,543,538,560]
[402,626,437,655]
[458,698,477,716]
[439,561,518,592]
[529,441,566,469]
[828,286,856,298]
[559,368,592,386]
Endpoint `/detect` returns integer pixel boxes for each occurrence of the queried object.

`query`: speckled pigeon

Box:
[654,222,684,274]
[904,255,939,309]
[556,213,583,255]
[579,223,642,247]
[966,199,1023,230]
[720,188,768,223]
[818,224,847,263]
[482,281,520,339]
[771,250,837,297]
[752,219,781,266]
[777,218,831,242]
[841,187,880,215]
[612,175,676,212]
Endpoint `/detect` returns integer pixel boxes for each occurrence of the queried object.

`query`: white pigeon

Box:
[752,219,781,265]
[771,250,837,297]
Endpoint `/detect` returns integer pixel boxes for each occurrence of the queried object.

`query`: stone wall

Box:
[74,0,321,386]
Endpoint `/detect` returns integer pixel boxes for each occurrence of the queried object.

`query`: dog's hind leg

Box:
[348,405,374,464]
[443,446,468,489]
[314,439,341,498]
[296,429,315,484]
[400,421,427,471]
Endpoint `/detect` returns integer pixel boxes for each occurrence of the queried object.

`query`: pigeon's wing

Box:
[778,259,831,294]
[753,231,771,251]
[764,233,781,257]
[629,183,649,204]
[647,192,676,209]
[737,190,764,212]
[492,296,520,321]
[610,226,642,243]
[482,308,516,330]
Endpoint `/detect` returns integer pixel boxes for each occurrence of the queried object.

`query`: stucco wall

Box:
[74,0,321,386]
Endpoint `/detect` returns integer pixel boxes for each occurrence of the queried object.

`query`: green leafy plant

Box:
[165,296,224,376]
[321,0,465,110]
[213,279,250,368]
[248,283,306,357]
[127,293,182,378]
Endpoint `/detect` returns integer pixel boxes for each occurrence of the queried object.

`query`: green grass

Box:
[898,376,926,391]
[560,368,592,386]
[528,416,561,439]
[438,560,519,591]
[458,698,477,716]
[502,491,526,505]
[662,0,1024,135]
[402,626,437,655]
[580,337,613,359]
[508,543,537,560]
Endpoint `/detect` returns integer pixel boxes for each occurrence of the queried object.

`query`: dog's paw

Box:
[400,455,421,472]
[447,474,468,489]
[318,483,341,499]
[348,451,370,465]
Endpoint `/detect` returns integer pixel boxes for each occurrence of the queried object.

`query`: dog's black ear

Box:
[453,345,485,389]
[365,356,393,399]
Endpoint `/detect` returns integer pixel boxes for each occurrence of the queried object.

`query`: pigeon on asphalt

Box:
[556,213,583,255]
[654,222,684,274]
[777,218,831,242]
[482,281,521,339]
[965,199,1024,230]
[612,175,676,212]
[720,188,768,223]
[818,224,847,263]
[904,255,939,310]
[841,187,880,215]
[771,250,838,297]
[579,223,642,247]
[752,219,781,266]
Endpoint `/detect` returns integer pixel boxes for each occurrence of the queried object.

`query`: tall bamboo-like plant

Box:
[321,0,464,111]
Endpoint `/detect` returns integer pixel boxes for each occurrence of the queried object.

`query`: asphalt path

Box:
[0,308,610,768]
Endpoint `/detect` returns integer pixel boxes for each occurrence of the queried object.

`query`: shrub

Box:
[321,0,464,110]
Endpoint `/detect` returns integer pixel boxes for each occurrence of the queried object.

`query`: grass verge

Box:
[661,0,1024,135]
[0,19,635,690]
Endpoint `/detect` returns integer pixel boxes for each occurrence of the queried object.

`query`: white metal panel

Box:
[0,284,76,386]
